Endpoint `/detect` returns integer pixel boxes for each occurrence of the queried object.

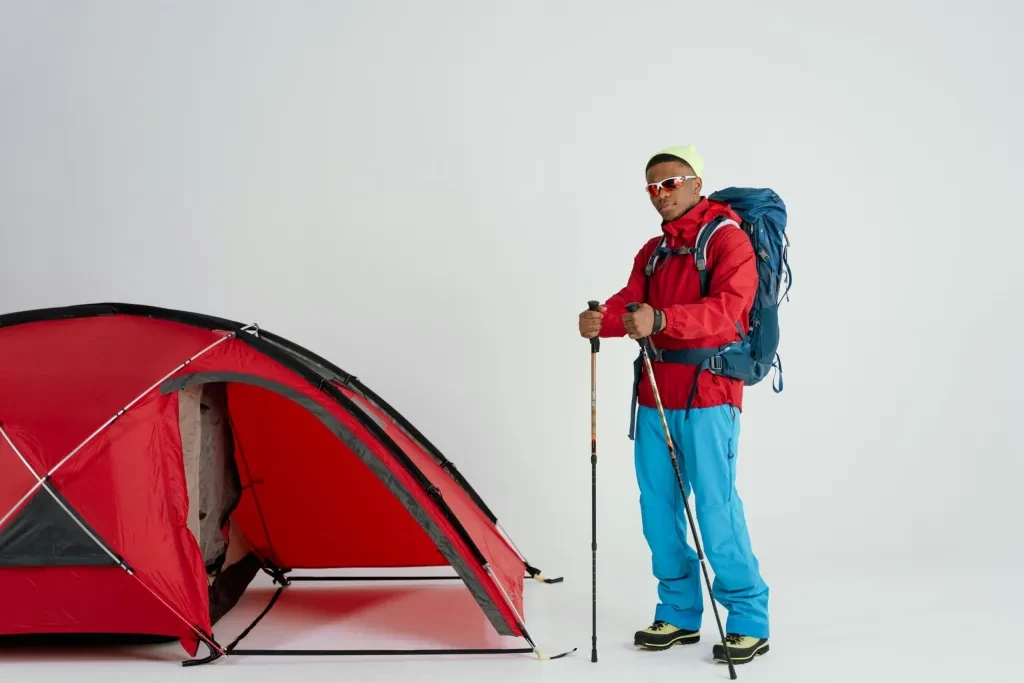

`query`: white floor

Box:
[0,563,1011,683]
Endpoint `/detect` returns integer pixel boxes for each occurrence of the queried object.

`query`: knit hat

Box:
[647,144,704,178]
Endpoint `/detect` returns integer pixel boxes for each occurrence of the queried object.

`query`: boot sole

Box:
[634,633,701,650]
[714,641,769,664]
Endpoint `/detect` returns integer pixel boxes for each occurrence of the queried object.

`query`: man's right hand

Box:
[579,304,606,338]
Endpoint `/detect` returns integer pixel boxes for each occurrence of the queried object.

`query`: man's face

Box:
[645,160,702,222]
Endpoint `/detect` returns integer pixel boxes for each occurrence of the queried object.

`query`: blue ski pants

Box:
[633,404,770,638]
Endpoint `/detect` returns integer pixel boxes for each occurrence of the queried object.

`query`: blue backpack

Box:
[628,187,790,438]
[704,186,790,389]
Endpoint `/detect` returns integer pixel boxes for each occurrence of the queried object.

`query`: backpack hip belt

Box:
[627,332,747,440]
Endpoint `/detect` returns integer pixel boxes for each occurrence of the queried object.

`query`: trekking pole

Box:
[625,303,737,679]
[587,300,600,664]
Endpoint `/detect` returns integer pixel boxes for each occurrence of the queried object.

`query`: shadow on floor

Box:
[214,580,507,649]
[0,578,520,665]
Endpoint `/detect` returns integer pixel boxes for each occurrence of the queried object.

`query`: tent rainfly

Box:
[0,303,572,666]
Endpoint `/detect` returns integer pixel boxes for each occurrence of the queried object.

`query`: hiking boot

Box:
[633,620,700,650]
[713,633,769,664]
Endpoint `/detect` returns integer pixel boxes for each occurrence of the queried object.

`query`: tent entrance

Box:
[169,378,571,666]
[176,381,262,626]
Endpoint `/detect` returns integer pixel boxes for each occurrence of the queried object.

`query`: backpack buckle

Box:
[709,355,724,372]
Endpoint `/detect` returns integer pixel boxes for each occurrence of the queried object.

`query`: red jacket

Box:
[601,197,759,413]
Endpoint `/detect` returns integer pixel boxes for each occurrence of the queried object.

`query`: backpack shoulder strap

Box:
[643,235,695,302]
[693,216,739,297]
[644,235,668,279]
[642,236,665,302]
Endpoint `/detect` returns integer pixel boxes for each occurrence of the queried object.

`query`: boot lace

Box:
[724,633,745,645]
[649,620,670,631]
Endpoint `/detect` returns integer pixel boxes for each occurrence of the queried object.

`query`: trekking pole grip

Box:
[587,300,601,353]
[625,303,646,345]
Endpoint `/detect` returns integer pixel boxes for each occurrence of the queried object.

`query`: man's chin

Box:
[658,206,683,221]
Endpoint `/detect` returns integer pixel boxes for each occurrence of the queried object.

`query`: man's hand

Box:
[579,304,606,338]
[623,303,661,339]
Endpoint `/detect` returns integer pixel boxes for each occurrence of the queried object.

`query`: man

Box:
[578,145,770,665]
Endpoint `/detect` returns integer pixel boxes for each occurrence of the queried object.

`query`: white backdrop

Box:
[1,0,1022,670]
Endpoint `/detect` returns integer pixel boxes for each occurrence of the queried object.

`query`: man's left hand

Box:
[623,303,661,339]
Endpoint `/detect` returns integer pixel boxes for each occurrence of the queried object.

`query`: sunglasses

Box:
[645,175,697,197]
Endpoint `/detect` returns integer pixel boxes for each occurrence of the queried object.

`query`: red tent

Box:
[0,303,569,665]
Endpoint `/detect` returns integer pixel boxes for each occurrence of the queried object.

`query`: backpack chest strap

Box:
[645,236,695,277]
[643,217,740,295]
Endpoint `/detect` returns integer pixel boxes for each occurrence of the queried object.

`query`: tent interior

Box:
[183,378,456,628]
[179,379,259,629]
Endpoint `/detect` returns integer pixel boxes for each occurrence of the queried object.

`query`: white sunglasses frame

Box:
[645,175,698,196]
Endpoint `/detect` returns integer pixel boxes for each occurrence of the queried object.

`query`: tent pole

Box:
[221,647,537,658]
[0,326,254,529]
[0,425,128,569]
[0,425,227,659]
[484,564,577,661]
[232,425,280,562]
[285,574,464,582]
[181,572,546,666]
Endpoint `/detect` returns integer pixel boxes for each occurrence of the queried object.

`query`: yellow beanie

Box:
[648,144,704,178]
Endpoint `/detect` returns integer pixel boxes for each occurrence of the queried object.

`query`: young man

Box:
[578,145,770,665]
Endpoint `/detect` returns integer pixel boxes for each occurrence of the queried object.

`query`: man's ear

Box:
[694,177,703,198]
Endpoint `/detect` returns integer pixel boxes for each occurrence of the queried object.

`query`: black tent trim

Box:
[0,302,553,573]
[0,304,511,544]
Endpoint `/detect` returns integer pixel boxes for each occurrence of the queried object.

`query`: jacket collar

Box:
[660,197,735,248]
